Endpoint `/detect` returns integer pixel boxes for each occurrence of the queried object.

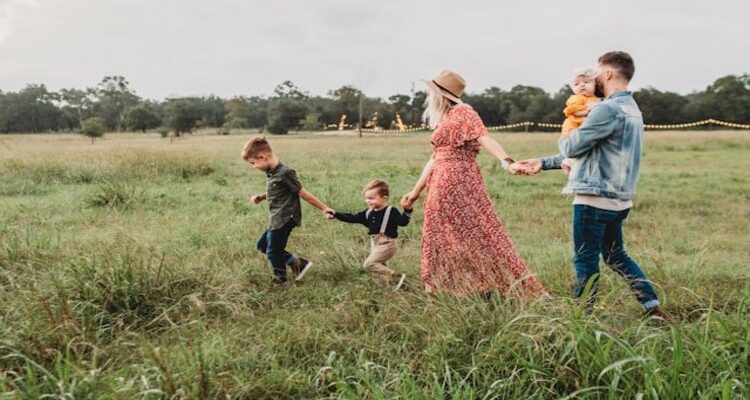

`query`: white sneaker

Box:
[294,258,314,282]
[394,274,406,291]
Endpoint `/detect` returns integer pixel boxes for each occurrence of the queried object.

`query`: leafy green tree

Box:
[299,113,322,131]
[634,88,689,124]
[329,85,363,121]
[94,76,140,132]
[60,88,95,128]
[274,80,307,100]
[196,96,227,127]
[266,97,307,134]
[164,98,200,137]
[684,74,750,123]
[225,96,268,129]
[80,117,105,143]
[126,101,162,132]
[0,84,62,133]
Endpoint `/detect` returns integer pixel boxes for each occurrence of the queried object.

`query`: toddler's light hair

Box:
[363,179,389,197]
[570,68,597,85]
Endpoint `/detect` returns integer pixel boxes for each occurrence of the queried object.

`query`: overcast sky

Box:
[1,0,748,100]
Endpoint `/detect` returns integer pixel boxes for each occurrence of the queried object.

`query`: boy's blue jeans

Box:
[572,205,659,310]
[257,220,297,282]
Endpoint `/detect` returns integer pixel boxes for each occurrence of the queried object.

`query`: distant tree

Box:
[266,97,308,134]
[409,91,427,125]
[274,81,307,100]
[329,85,363,121]
[0,84,61,133]
[388,94,411,116]
[540,86,573,124]
[299,112,322,131]
[164,98,200,137]
[464,87,511,126]
[634,88,689,124]
[125,101,162,132]
[60,88,95,128]
[684,74,750,123]
[506,85,550,124]
[307,96,339,127]
[80,117,105,143]
[94,76,140,132]
[196,95,227,127]
[225,96,268,129]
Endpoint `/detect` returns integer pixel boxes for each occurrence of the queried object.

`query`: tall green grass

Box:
[0,131,748,398]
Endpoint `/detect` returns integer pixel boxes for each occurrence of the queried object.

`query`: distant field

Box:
[1,130,748,399]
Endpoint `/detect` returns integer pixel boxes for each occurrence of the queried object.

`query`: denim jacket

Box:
[541,91,643,200]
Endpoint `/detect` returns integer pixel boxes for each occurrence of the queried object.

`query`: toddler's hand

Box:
[323,208,336,219]
[562,163,571,177]
[250,194,264,204]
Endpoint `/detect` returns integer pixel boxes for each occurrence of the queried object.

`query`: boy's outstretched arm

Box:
[398,208,413,226]
[250,192,267,204]
[332,210,367,225]
[298,188,333,218]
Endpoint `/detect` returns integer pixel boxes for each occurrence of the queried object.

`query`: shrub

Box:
[80,117,105,143]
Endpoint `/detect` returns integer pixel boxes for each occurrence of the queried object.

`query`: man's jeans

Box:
[257,220,296,282]
[573,205,659,310]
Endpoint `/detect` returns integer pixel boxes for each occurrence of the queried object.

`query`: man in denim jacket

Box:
[518,51,665,318]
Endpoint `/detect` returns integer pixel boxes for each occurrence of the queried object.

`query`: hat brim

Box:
[423,79,463,104]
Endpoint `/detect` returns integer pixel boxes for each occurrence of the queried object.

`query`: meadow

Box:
[0,130,748,399]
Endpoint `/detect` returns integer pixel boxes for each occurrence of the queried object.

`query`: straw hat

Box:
[424,69,466,103]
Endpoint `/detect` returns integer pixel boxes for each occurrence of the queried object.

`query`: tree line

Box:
[1,74,748,135]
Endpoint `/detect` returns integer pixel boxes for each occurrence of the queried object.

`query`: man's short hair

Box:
[363,179,389,197]
[598,51,635,82]
[242,137,273,160]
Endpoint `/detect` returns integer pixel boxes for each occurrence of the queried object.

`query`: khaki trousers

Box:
[363,234,398,286]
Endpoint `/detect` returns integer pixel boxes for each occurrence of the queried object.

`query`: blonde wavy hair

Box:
[422,86,456,129]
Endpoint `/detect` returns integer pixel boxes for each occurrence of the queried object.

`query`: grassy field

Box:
[0,130,748,399]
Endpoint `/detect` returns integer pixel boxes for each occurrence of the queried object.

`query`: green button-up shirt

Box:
[266,162,303,230]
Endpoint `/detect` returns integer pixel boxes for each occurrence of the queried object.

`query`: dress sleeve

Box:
[450,105,487,147]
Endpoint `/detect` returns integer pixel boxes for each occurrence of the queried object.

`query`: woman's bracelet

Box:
[501,157,515,171]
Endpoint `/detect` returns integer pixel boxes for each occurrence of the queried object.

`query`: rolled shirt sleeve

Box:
[283,169,303,193]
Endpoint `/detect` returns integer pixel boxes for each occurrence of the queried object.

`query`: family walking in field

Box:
[243,51,666,319]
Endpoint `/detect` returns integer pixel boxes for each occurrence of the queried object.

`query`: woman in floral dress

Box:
[401,70,547,298]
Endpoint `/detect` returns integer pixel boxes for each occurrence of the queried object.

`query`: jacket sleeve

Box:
[334,210,368,225]
[397,208,412,226]
[541,154,565,170]
[559,103,618,159]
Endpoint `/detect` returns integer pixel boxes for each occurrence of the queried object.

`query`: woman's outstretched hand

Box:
[401,191,420,209]
[511,159,542,175]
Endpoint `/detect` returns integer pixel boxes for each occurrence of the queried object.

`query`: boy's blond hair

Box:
[363,180,389,197]
[242,137,273,160]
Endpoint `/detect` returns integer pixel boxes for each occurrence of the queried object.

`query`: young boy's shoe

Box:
[272,277,289,288]
[292,257,314,282]
[644,306,672,322]
[393,274,406,292]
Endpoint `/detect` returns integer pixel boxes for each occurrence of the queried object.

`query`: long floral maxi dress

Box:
[421,104,547,298]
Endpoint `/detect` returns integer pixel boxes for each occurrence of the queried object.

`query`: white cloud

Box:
[0,1,748,98]
[0,0,36,44]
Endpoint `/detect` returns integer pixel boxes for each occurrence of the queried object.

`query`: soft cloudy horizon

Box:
[1,0,748,100]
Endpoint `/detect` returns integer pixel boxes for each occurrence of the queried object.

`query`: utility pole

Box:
[359,93,362,137]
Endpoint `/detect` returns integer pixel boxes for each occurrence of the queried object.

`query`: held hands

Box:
[510,159,542,176]
[401,191,419,210]
[323,208,336,220]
